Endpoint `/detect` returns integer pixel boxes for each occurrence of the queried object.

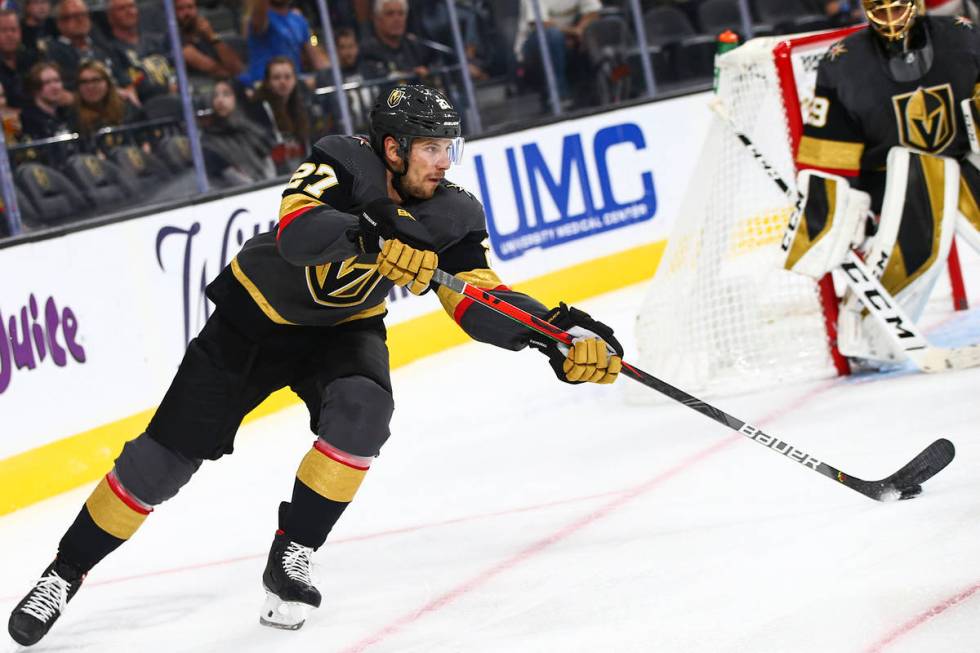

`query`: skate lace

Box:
[281,542,314,586]
[20,572,70,623]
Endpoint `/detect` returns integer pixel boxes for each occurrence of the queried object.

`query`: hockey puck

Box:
[898,484,923,500]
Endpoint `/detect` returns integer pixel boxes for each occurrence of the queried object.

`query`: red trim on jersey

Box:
[106,472,152,515]
[774,25,866,158]
[796,162,860,178]
[452,285,511,325]
[313,439,372,471]
[277,206,314,240]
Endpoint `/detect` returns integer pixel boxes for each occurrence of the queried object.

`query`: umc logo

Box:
[473,123,657,260]
[892,84,957,154]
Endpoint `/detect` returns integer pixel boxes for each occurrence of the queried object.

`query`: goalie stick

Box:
[708,98,980,373]
[432,268,955,501]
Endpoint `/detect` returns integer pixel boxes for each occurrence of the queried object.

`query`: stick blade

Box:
[867,438,956,501]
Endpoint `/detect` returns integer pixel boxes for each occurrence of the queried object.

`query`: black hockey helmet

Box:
[369,85,464,168]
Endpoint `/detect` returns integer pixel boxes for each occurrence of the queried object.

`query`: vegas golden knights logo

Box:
[892,84,957,154]
[306,256,383,307]
[387,89,405,108]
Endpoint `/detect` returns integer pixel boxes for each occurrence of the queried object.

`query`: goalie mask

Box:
[862,0,924,41]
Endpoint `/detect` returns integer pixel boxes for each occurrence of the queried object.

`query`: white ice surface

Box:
[3,281,980,653]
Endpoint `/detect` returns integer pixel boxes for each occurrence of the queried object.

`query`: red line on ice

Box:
[864,581,980,652]
[340,381,836,652]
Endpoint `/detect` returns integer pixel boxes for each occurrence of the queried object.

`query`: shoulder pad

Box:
[410,181,486,250]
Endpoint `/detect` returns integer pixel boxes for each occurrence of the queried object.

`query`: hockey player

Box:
[7,84,624,646]
[786,0,980,363]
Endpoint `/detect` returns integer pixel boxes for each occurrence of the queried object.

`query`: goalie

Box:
[786,0,980,364]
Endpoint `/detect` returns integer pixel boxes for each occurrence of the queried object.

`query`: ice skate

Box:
[259,533,321,630]
[8,559,85,647]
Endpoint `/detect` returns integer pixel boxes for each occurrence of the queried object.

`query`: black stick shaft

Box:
[433,269,953,500]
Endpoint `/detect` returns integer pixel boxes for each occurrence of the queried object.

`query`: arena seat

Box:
[63,154,141,212]
[643,6,716,82]
[109,145,172,191]
[14,163,91,227]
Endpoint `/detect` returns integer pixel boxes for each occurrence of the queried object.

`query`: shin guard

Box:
[281,439,373,549]
[58,471,153,572]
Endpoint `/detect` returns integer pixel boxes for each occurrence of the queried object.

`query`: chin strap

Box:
[377,136,413,201]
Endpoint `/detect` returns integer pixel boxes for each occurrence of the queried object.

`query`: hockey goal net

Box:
[634,28,864,398]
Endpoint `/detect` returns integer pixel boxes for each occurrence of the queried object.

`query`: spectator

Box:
[245,56,310,172]
[335,25,384,80]
[21,0,57,54]
[104,0,173,101]
[203,79,275,185]
[241,0,328,87]
[176,0,244,81]
[0,80,23,141]
[412,1,489,80]
[360,0,436,79]
[515,0,600,105]
[327,26,384,131]
[823,1,864,26]
[20,60,72,139]
[294,0,358,34]
[70,59,140,146]
[43,0,128,93]
[0,8,37,109]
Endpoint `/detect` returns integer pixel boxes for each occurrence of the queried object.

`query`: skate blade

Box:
[259,591,311,630]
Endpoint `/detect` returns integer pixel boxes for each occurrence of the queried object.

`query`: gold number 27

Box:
[287,162,339,198]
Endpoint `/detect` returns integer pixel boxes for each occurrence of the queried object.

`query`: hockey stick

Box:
[708,98,980,373]
[432,268,955,501]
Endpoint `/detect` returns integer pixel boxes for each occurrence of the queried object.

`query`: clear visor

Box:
[448,136,465,165]
[411,136,465,166]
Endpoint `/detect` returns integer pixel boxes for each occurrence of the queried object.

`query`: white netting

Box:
[633,37,838,398]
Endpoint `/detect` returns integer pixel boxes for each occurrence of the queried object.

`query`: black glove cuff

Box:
[543,302,625,357]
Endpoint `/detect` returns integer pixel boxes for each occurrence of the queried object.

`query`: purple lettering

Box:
[62,307,86,363]
[0,309,9,393]
[45,297,67,366]
[9,307,35,370]
[0,295,85,395]
[29,294,46,362]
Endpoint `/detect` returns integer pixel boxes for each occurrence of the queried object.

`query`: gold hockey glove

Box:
[377,239,438,295]
[531,303,624,385]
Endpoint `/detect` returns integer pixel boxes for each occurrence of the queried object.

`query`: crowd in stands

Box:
[0,0,867,236]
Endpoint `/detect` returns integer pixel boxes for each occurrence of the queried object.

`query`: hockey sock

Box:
[57,471,152,572]
[281,439,372,549]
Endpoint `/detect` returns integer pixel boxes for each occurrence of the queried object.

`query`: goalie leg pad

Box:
[782,169,870,279]
[840,148,960,361]
[866,147,960,321]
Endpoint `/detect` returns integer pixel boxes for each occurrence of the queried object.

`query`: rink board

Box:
[0,92,712,514]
